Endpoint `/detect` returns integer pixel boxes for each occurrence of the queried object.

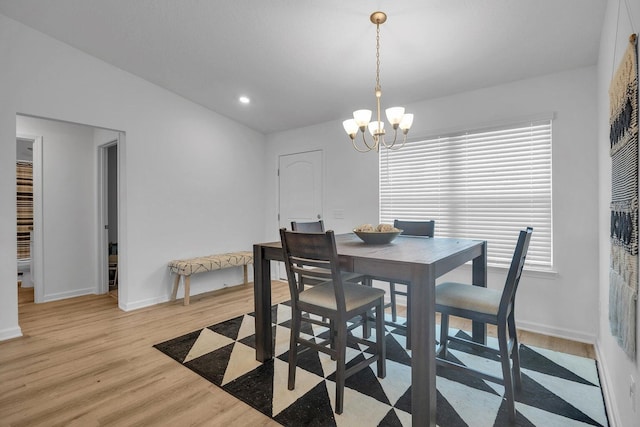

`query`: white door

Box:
[278,150,323,279]
[279,150,323,228]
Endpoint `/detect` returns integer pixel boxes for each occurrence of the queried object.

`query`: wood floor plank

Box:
[1,280,593,426]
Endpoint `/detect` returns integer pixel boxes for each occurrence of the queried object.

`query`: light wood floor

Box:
[3,281,594,426]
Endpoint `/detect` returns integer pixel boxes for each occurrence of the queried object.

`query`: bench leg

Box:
[171,274,181,301]
[184,275,191,305]
[243,265,249,286]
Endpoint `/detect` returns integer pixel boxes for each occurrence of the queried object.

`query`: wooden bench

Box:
[168,251,253,305]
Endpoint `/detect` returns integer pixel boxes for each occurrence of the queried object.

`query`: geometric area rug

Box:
[154,301,609,427]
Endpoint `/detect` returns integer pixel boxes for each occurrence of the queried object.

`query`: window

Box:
[380,118,553,270]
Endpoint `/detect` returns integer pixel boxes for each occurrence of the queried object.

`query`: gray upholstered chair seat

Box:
[299,281,385,313]
[435,282,502,316]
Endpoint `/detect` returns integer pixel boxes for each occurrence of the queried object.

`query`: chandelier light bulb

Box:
[385,107,406,126]
[368,121,385,136]
[343,119,359,139]
[353,109,372,128]
[399,114,414,131]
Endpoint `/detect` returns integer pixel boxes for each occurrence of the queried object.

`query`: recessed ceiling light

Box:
[239,96,250,104]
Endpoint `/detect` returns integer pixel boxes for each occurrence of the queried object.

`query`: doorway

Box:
[16,136,35,304]
[16,114,123,305]
[99,142,119,298]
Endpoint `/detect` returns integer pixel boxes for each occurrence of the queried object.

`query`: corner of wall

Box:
[0,326,23,342]
[594,339,620,427]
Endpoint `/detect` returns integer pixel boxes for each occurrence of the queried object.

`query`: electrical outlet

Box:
[631,375,636,412]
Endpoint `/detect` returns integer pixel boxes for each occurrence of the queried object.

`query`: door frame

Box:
[97,137,120,295]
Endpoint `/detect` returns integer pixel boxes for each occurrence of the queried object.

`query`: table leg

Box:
[472,240,488,344]
[410,265,436,427]
[254,244,273,362]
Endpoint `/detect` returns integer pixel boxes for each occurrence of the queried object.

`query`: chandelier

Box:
[342,11,414,153]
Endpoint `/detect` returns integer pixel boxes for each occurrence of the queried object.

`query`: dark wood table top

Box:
[257,233,484,279]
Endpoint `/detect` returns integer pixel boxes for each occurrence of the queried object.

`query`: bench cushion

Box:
[168,251,253,276]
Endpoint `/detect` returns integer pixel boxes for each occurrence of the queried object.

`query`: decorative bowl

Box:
[353,229,402,245]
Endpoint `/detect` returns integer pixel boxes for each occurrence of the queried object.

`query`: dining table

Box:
[253,232,487,427]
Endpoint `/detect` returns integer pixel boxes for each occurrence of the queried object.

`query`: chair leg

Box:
[508,312,522,390]
[389,282,397,321]
[329,319,337,360]
[375,300,386,378]
[334,322,348,414]
[288,311,301,390]
[498,322,517,422]
[437,313,450,357]
[362,311,371,339]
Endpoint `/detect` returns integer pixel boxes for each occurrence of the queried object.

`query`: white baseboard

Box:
[594,341,617,427]
[0,326,23,341]
[43,287,96,303]
[120,282,246,311]
[516,320,596,344]
[119,295,168,311]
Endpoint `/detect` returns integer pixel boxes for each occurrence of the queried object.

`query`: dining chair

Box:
[435,227,533,423]
[378,219,435,348]
[280,228,386,414]
[290,219,325,233]
[108,254,118,289]
[291,220,366,289]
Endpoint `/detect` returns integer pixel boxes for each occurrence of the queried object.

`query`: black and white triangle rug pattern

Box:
[154,301,609,427]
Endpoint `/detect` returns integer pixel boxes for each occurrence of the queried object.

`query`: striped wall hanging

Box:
[609,34,639,359]
[16,161,33,261]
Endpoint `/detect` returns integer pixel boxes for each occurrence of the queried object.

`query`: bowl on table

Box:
[353,229,402,245]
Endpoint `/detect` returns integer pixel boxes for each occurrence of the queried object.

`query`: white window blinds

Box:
[380,119,553,270]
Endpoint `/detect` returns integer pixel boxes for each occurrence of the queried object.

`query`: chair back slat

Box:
[291,220,325,233]
[280,228,346,311]
[499,227,533,318]
[393,219,435,237]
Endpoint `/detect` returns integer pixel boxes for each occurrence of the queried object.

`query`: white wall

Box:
[597,1,640,425]
[266,66,600,343]
[17,116,98,301]
[0,13,267,339]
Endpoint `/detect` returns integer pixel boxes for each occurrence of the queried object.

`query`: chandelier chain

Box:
[375,23,381,92]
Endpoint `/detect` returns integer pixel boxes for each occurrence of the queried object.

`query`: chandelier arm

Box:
[351,133,376,152]
[381,127,398,149]
[386,132,408,151]
[361,131,378,150]
[399,133,408,149]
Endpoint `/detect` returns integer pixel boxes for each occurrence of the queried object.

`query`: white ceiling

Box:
[0,0,607,134]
